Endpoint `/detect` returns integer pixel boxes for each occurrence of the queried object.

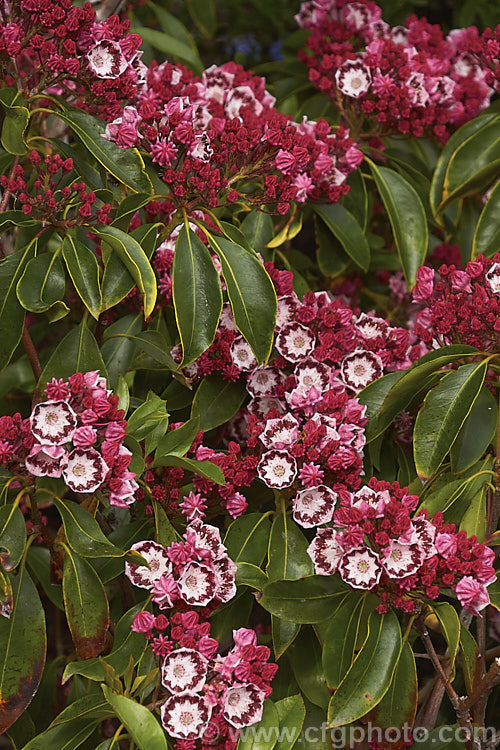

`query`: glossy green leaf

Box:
[94,226,156,318]
[172,226,222,366]
[208,232,277,363]
[53,498,142,560]
[21,720,99,750]
[153,501,180,548]
[0,90,29,155]
[0,242,36,371]
[450,385,497,473]
[191,375,247,432]
[112,193,152,231]
[291,628,330,709]
[186,0,216,37]
[224,512,272,565]
[472,179,500,257]
[418,464,491,520]
[240,211,274,254]
[101,313,142,388]
[57,106,151,193]
[430,603,460,678]
[357,371,405,442]
[126,392,169,446]
[0,567,46,733]
[267,511,314,582]
[236,562,268,589]
[259,576,346,624]
[413,361,488,479]
[62,547,109,659]
[0,211,37,230]
[0,503,26,571]
[133,27,203,73]
[322,592,368,690]
[489,572,500,611]
[16,251,66,313]
[327,610,402,727]
[38,321,107,390]
[101,223,158,312]
[154,454,225,485]
[6,712,35,749]
[26,547,63,611]
[315,215,351,278]
[371,641,417,729]
[313,204,370,271]
[459,624,480,695]
[366,158,428,288]
[62,234,102,319]
[155,417,200,459]
[125,330,176,369]
[102,685,168,750]
[459,482,487,541]
[237,699,279,750]
[274,694,305,750]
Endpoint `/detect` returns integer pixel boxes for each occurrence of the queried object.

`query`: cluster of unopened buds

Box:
[104,60,363,212]
[412,253,500,352]
[306,478,496,614]
[296,0,499,142]
[125,519,237,609]
[130,610,277,746]
[0,371,137,506]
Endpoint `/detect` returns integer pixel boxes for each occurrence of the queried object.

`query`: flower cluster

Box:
[131,611,277,747]
[125,519,237,609]
[0,371,137,506]
[412,253,500,352]
[307,478,496,614]
[296,0,498,141]
[2,151,112,224]
[104,60,363,212]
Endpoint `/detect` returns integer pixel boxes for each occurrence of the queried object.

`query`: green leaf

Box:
[38,321,107,390]
[16,251,66,313]
[267,511,313,582]
[272,618,300,662]
[62,233,102,319]
[450,385,497,473]
[125,330,176,369]
[236,562,268,589]
[191,375,247,432]
[112,193,152,231]
[153,501,179,548]
[101,313,142,388]
[322,592,373,690]
[313,204,370,271]
[327,610,402,727]
[155,417,200,459]
[459,482,487,541]
[371,641,417,730]
[126,392,169,447]
[172,227,222,366]
[0,567,46,733]
[430,603,461,678]
[101,685,168,750]
[418,467,491,519]
[62,547,109,659]
[6,712,35,749]
[459,625,480,695]
[237,699,279,750]
[259,576,346,624]
[224,512,272,566]
[153,455,225,484]
[21,720,99,750]
[274,694,306,750]
[133,27,203,74]
[0,242,36,371]
[53,498,141,560]
[472,179,500,258]
[93,226,156,318]
[240,211,274,254]
[290,628,330,710]
[365,158,428,289]
[101,223,158,312]
[56,105,151,193]
[413,361,488,479]
[186,0,216,37]
[315,215,351,277]
[0,503,26,571]
[0,91,29,155]
[208,232,277,364]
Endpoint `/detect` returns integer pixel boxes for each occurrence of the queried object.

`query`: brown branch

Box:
[22,324,42,381]
[464,658,500,711]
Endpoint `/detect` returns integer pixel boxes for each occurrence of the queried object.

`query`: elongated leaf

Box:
[413,361,488,479]
[260,576,346,624]
[237,699,279,750]
[62,547,109,659]
[451,385,497,473]
[102,686,168,750]
[155,417,200,459]
[240,211,274,254]
[101,223,158,312]
[57,106,151,193]
[191,375,247,432]
[472,179,500,257]
[267,512,313,582]
[125,330,177,369]
[224,512,272,566]
[0,503,26,571]
[38,321,107,390]
[322,592,367,690]
[327,610,402,727]
[431,602,460,677]
[132,27,203,74]
[371,641,417,729]
[0,90,29,155]
[112,193,152,231]
[187,0,216,37]
[101,313,142,388]
[16,251,66,313]
[153,455,225,484]
[62,234,102,319]
[21,720,99,750]
[274,694,305,750]
[459,483,487,541]
[0,242,36,371]
[208,232,277,363]
[153,501,180,548]
[236,562,268,589]
[366,159,428,288]
[459,625,480,695]
[0,567,46,733]
[126,392,169,449]
[172,227,222,366]
[94,226,156,318]
[314,204,370,271]
[291,628,330,709]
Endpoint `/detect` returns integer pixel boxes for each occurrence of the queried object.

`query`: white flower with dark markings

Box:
[257,449,297,489]
[87,40,128,79]
[223,684,266,728]
[125,540,173,589]
[213,556,238,602]
[177,562,218,606]
[335,60,372,98]
[63,448,108,493]
[340,350,383,391]
[231,338,257,371]
[247,367,283,397]
[275,323,315,362]
[307,527,344,575]
[161,693,212,739]
[486,263,500,294]
[293,485,337,528]
[339,547,382,589]
[259,414,299,450]
[30,400,77,446]
[161,648,208,694]
[381,542,424,578]
[25,443,67,478]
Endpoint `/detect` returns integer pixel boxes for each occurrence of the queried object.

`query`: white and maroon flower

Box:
[340,350,383,391]
[276,294,299,330]
[220,302,238,331]
[247,367,283,397]
[177,562,218,606]
[307,527,344,575]
[125,541,173,589]
[231,338,258,371]
[213,556,238,602]
[335,60,372,98]
[185,519,225,560]
[406,72,430,107]
[486,263,500,294]
[339,547,383,589]
[355,313,389,340]
[247,396,285,419]
[63,448,108,493]
[381,542,425,579]
[405,517,437,556]
[161,693,212,740]
[257,449,297,489]
[275,323,315,363]
[25,443,67,478]
[259,414,299,450]
[30,400,77,446]
[161,648,208,694]
[87,40,128,79]
[223,684,266,729]
[293,485,337,528]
